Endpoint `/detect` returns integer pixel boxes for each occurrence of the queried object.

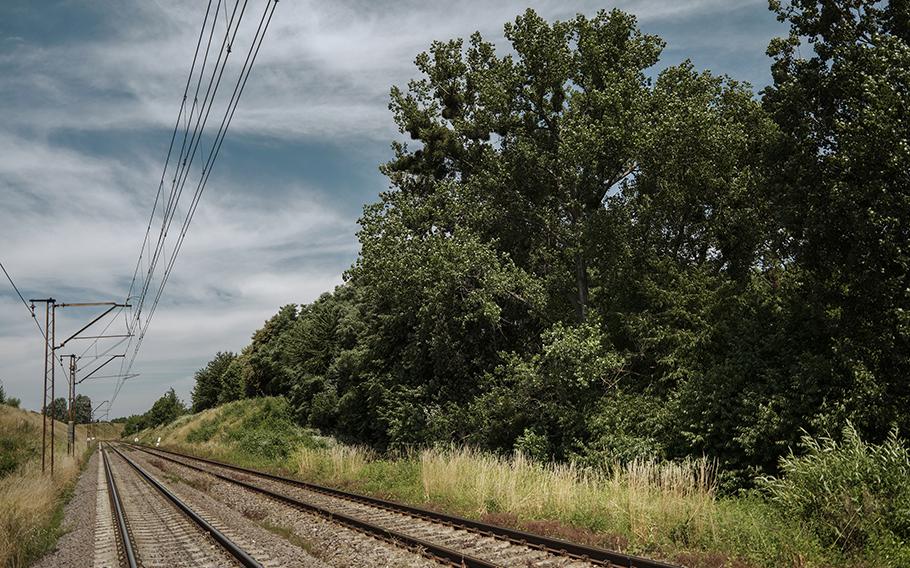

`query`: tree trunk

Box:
[575,252,589,323]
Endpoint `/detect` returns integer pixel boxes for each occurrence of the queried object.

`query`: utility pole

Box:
[29,298,56,474]
[63,351,125,454]
[89,400,109,442]
[55,301,130,457]
[68,355,75,456]
[28,299,129,470]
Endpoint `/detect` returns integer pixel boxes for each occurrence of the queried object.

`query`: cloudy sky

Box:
[0,0,784,418]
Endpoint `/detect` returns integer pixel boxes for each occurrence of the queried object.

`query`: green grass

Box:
[258,521,322,558]
[0,419,39,478]
[132,397,908,567]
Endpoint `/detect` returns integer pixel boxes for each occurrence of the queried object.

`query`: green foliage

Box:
[226,397,308,460]
[0,383,19,408]
[183,8,908,552]
[185,418,219,443]
[0,418,38,477]
[121,388,187,436]
[191,351,236,412]
[73,394,91,424]
[763,0,910,441]
[44,398,67,422]
[761,424,910,562]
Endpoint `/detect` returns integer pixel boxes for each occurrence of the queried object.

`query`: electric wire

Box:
[1,259,72,393]
[111,0,277,409]
[124,0,244,357]
[126,0,275,376]
[124,0,217,313]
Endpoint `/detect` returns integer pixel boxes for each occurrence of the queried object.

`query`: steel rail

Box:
[101,445,138,568]
[124,444,499,568]
[108,444,263,568]
[132,443,680,568]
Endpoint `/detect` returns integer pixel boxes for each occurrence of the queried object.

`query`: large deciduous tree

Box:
[191,351,237,412]
[764,0,910,439]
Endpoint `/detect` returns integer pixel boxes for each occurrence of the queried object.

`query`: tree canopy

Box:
[180,2,908,488]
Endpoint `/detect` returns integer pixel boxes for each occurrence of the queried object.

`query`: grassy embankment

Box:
[132,397,901,568]
[0,405,121,567]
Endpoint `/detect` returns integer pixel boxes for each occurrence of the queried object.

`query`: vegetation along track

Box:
[129,443,679,568]
[100,443,262,568]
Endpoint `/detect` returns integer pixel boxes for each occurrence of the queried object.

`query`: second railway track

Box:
[125,442,679,568]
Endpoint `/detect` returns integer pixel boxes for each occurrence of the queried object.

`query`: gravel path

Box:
[33,449,100,568]
[126,446,442,568]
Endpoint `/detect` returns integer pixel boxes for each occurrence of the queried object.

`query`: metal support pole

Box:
[29,298,129,471]
[68,355,76,455]
[41,302,49,473]
[50,301,56,474]
[31,298,57,474]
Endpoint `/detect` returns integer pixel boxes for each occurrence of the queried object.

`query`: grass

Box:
[133,397,881,567]
[0,405,121,567]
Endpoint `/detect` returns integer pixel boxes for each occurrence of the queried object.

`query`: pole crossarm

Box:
[76,355,125,384]
[69,334,132,340]
[57,303,131,349]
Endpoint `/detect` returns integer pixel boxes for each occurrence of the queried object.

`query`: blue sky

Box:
[0,0,785,418]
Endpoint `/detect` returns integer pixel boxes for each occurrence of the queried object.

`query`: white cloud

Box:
[1,0,770,140]
[0,131,353,414]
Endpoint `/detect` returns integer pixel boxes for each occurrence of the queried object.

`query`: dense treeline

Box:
[42,395,91,423]
[191,2,909,487]
[120,388,187,436]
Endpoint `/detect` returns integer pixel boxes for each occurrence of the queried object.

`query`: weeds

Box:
[136,397,875,567]
[760,424,910,564]
[0,406,94,566]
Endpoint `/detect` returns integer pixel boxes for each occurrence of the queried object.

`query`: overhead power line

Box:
[111,0,279,409]
[1,259,71,381]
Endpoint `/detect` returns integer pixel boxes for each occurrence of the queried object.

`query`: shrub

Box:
[228,398,307,461]
[760,423,910,559]
[185,418,219,443]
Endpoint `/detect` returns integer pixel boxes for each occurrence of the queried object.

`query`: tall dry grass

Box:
[419,447,717,543]
[297,444,376,483]
[293,442,723,549]
[159,399,831,565]
[0,406,90,567]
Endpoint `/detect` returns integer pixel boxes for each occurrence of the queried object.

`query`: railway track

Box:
[98,443,263,567]
[126,443,679,568]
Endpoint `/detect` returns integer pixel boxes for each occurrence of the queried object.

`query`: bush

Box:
[760,423,910,560]
[228,398,307,461]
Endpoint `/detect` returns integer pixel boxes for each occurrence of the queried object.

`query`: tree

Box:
[45,397,67,422]
[73,394,92,424]
[763,0,910,439]
[243,305,298,398]
[384,9,664,324]
[191,351,236,412]
[144,388,186,428]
